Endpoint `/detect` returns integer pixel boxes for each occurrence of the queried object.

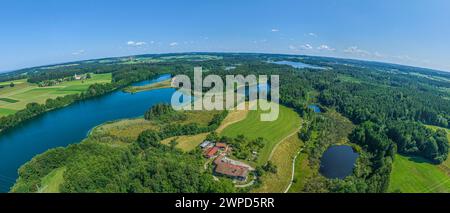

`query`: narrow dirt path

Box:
[265,123,302,193]
[267,124,302,161]
[284,148,303,193]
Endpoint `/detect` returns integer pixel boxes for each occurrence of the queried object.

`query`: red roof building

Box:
[204,146,219,158]
[215,143,227,148]
[215,162,249,181]
[213,155,250,181]
[214,155,225,165]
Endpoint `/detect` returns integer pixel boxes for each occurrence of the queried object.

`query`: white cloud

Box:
[307,32,317,37]
[373,51,384,58]
[271,29,279,32]
[127,41,147,47]
[169,42,178,47]
[317,44,335,51]
[300,44,313,50]
[344,46,371,57]
[289,44,314,52]
[72,50,85,55]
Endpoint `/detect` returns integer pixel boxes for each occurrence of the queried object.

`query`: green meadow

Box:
[389,154,450,193]
[288,152,313,192]
[0,78,27,86]
[38,167,66,193]
[253,134,303,193]
[0,73,111,117]
[0,108,17,116]
[220,104,301,165]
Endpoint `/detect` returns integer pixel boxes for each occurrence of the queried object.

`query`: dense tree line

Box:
[317,81,450,128]
[143,103,188,122]
[349,122,396,192]
[387,121,448,163]
[12,138,235,193]
[144,103,175,120]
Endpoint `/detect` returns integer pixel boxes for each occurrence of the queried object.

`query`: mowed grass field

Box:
[220,104,301,165]
[0,78,27,86]
[161,133,209,152]
[0,73,111,117]
[38,167,66,193]
[389,154,450,193]
[389,125,449,193]
[253,133,303,193]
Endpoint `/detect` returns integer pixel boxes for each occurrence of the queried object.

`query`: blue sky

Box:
[1,0,449,72]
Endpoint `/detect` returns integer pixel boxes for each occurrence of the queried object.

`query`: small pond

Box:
[308,104,321,113]
[319,145,359,179]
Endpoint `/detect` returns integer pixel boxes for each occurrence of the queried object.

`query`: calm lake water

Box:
[319,145,359,179]
[0,74,173,192]
[270,60,325,69]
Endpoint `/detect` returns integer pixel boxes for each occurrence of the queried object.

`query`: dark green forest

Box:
[12,104,234,193]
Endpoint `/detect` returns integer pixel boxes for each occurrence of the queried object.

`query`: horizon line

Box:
[1,51,449,75]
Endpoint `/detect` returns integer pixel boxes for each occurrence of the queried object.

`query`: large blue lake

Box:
[0,74,173,192]
[270,60,325,69]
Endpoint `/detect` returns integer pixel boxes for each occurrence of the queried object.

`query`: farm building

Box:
[199,140,212,149]
[213,156,251,181]
[215,162,249,181]
[204,146,219,158]
[215,142,229,152]
[215,142,227,148]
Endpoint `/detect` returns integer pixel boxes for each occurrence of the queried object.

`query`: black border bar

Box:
[1,193,449,211]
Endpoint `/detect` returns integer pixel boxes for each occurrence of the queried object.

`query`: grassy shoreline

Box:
[123,78,172,93]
